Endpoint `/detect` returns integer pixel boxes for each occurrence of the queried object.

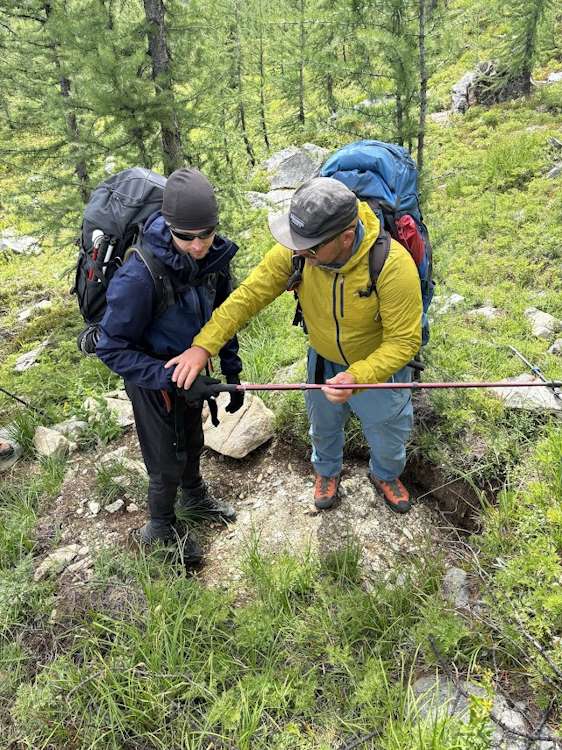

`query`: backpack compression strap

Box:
[124,245,176,318]
[358,229,391,298]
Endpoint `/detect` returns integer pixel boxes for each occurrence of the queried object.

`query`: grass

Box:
[1,2,562,743]
[4,542,496,750]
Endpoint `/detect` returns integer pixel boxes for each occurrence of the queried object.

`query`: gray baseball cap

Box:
[269,177,358,251]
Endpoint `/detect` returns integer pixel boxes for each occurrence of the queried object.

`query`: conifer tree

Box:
[501,0,555,96]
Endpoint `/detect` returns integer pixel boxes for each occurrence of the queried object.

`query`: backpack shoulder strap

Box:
[358,229,391,298]
[124,245,175,317]
[286,253,305,292]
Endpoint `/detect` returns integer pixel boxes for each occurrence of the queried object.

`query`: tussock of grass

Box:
[7,544,494,749]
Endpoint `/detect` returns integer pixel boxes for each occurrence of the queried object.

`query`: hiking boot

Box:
[176,483,236,523]
[369,474,412,514]
[131,521,203,565]
[313,473,340,510]
[0,441,14,460]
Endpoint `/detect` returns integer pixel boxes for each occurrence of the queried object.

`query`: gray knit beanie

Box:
[162,168,218,230]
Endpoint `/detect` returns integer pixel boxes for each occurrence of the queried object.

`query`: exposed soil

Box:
[31,425,469,596]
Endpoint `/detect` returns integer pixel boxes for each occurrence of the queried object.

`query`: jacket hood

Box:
[141,211,238,284]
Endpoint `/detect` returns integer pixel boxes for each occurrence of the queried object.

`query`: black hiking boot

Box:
[176,483,236,523]
[131,520,203,565]
[0,440,14,460]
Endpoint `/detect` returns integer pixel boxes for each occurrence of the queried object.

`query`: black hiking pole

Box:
[508,345,562,403]
[0,386,49,419]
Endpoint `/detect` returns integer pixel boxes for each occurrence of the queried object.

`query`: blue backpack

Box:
[320,140,435,345]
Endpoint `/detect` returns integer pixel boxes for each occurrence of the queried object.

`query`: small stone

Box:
[467,305,499,320]
[34,544,81,581]
[17,300,52,322]
[402,527,414,541]
[88,501,101,516]
[443,566,470,609]
[126,502,139,513]
[14,338,51,372]
[105,499,124,514]
[524,307,562,339]
[547,339,562,356]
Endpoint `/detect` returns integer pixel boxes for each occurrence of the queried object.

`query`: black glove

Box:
[225,375,244,414]
[77,324,100,356]
[179,375,221,426]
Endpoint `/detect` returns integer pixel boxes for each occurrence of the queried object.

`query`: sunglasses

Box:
[170,226,216,242]
[297,227,350,257]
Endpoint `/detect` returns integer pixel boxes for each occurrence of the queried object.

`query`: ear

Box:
[341,225,356,248]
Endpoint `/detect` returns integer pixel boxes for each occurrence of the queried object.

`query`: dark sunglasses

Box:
[170,226,216,241]
[298,223,357,257]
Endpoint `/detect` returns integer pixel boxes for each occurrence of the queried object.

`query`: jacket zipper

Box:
[332,274,349,365]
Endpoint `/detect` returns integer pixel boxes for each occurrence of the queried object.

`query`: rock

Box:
[547,71,562,83]
[443,566,470,609]
[51,418,88,441]
[451,71,477,113]
[84,396,134,427]
[101,446,128,464]
[0,229,41,255]
[17,300,52,322]
[104,389,130,400]
[203,392,274,458]
[105,499,124,513]
[434,293,465,315]
[14,338,51,372]
[88,501,101,516]
[548,339,562,356]
[429,111,451,125]
[245,188,294,212]
[127,502,140,513]
[101,448,147,476]
[524,307,562,339]
[467,305,500,320]
[34,544,82,581]
[33,427,74,458]
[262,144,328,190]
[0,427,23,472]
[65,556,93,575]
[488,374,562,413]
[546,163,562,179]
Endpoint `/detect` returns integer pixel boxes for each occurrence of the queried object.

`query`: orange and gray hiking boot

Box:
[314,473,340,510]
[370,475,412,514]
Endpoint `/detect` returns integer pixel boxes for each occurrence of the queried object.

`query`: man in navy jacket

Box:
[96,168,243,560]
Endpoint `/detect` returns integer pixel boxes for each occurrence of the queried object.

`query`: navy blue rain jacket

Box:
[96,212,242,390]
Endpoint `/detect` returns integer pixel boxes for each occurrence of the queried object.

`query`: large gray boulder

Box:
[263,143,329,190]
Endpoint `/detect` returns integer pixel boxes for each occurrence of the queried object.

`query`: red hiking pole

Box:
[209,380,562,393]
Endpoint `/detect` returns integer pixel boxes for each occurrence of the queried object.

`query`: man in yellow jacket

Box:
[166,177,422,513]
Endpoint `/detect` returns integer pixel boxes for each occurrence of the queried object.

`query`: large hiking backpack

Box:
[320,140,435,345]
[72,168,175,354]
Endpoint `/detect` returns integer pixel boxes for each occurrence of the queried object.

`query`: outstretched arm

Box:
[166,243,293,388]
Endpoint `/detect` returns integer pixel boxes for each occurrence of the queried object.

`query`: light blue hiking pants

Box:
[305,348,414,481]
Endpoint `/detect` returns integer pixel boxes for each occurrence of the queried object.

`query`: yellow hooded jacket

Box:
[194,201,422,384]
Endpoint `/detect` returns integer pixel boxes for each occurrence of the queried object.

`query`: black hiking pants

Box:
[125,382,204,526]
